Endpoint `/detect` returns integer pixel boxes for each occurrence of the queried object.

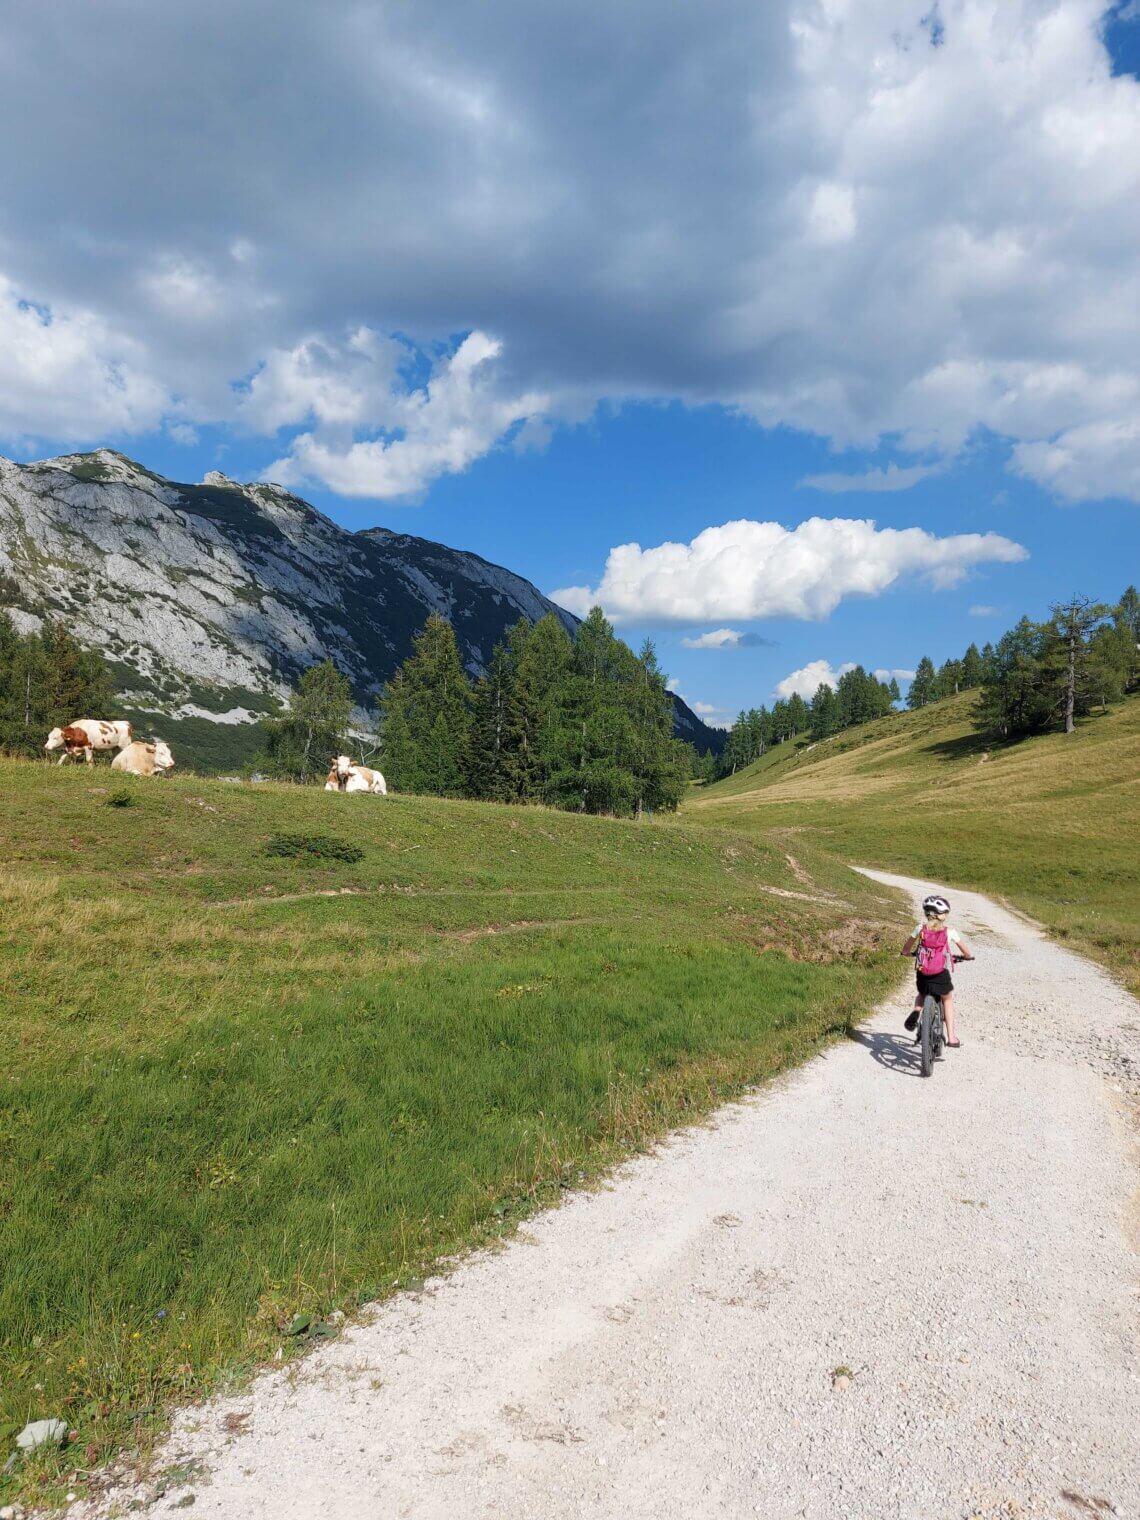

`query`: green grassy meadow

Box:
[689,692,1140,994]
[0,760,904,1503]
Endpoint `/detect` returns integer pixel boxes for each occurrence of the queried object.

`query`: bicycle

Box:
[917,956,969,1077]
[918,990,944,1077]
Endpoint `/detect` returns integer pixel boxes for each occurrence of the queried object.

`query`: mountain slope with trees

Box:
[0,448,722,769]
[258,609,692,817]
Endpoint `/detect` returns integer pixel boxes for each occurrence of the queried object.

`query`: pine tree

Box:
[544,607,638,814]
[937,658,964,698]
[975,618,1052,738]
[465,642,525,801]
[961,643,984,689]
[720,711,751,776]
[509,613,572,799]
[908,656,936,709]
[786,693,810,737]
[260,658,353,781]
[1047,596,1111,734]
[379,615,472,795]
[629,639,688,816]
[809,682,839,741]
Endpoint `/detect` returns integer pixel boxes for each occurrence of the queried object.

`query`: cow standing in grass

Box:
[111,740,175,777]
[45,718,133,765]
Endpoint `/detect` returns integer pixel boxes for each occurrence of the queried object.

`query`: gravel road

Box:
[81,872,1139,1520]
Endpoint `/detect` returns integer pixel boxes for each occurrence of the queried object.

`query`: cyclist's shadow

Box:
[846,1027,926,1077]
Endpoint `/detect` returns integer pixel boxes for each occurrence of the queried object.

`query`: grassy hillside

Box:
[689,692,1140,994]
[0,759,903,1504]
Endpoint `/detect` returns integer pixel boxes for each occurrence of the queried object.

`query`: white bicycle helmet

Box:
[922,894,951,915]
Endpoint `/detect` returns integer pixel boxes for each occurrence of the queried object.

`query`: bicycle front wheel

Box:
[919,995,938,1077]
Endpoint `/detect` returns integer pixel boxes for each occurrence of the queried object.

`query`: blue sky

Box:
[1,0,1138,725]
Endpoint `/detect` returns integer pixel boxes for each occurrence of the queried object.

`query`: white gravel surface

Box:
[80,872,1139,1520]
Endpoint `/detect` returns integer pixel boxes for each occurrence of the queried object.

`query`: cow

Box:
[45,719,132,765]
[111,740,175,777]
[329,755,388,795]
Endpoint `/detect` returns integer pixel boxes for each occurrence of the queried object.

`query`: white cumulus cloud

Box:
[552,517,1027,624]
[0,275,169,446]
[265,332,551,499]
[775,660,856,700]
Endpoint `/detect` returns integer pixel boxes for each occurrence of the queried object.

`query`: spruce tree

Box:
[961,643,984,689]
[908,656,936,709]
[809,683,839,741]
[465,642,525,801]
[261,658,353,781]
[1047,596,1111,734]
[379,615,472,795]
[509,613,572,799]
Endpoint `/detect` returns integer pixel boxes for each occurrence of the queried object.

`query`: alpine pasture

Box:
[0,757,903,1503]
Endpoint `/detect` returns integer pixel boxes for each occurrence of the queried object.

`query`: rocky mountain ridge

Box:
[0,450,724,763]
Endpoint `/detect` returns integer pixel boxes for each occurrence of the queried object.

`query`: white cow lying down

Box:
[111,740,175,777]
[325,755,387,794]
[45,718,133,763]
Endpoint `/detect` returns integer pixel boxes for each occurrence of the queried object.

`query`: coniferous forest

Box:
[377,609,692,816]
[260,608,693,816]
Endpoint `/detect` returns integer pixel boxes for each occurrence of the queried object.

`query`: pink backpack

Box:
[916,925,949,977]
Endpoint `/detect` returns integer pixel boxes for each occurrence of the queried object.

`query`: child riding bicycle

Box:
[902,894,974,1048]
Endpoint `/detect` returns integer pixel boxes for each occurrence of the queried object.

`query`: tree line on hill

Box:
[710,585,1139,778]
[261,609,694,816]
[707,664,901,779]
[907,587,1139,736]
[0,610,112,756]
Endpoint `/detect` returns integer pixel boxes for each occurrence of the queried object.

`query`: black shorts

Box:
[916,968,953,998]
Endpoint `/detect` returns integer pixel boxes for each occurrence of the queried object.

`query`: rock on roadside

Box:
[16,1418,70,1451]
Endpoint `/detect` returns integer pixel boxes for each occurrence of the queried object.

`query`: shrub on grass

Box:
[264,831,364,863]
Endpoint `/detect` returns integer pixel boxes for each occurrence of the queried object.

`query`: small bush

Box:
[104,788,140,809]
[264,831,364,864]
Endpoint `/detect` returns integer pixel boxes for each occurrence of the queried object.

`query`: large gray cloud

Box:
[0,0,1137,500]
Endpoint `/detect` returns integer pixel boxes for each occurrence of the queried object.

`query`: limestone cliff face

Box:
[0,449,724,752]
[0,449,574,716]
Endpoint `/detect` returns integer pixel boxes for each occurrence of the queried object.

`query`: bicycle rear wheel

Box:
[919,995,938,1077]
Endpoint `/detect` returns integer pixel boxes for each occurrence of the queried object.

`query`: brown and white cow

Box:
[111,739,175,777]
[45,719,133,765]
[329,755,388,794]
